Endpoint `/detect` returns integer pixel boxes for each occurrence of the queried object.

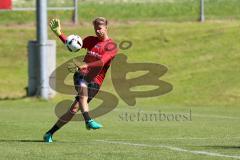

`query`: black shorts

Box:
[73,72,100,103]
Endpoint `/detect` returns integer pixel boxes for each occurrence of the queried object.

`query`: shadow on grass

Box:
[0,139,87,144]
[0,139,44,143]
[0,96,27,101]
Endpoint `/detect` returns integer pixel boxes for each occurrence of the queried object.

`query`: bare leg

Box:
[55,99,80,127]
[77,84,102,129]
[46,100,80,135]
[78,85,89,113]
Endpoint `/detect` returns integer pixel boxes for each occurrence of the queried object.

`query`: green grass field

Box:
[0,100,240,160]
[1,0,240,159]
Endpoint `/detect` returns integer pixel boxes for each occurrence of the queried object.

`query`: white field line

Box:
[96,140,240,159]
[98,137,240,141]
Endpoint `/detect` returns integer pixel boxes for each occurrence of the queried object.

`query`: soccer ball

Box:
[66,34,83,52]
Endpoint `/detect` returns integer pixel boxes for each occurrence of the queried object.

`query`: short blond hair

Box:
[93,17,108,26]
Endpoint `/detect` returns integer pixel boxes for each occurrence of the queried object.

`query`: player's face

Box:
[94,24,107,39]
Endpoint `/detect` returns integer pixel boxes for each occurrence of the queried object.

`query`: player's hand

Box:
[49,19,61,36]
[79,63,88,70]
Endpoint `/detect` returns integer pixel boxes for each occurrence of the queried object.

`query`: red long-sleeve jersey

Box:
[59,33,118,86]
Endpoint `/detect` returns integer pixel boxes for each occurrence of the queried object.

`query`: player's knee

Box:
[70,105,80,114]
[70,108,78,114]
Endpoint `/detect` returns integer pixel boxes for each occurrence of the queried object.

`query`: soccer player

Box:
[43,17,118,143]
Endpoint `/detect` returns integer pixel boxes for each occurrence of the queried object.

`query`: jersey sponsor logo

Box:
[87,50,102,59]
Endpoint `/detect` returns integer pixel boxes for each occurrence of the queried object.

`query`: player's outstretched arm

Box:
[49,19,62,36]
[49,19,67,44]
